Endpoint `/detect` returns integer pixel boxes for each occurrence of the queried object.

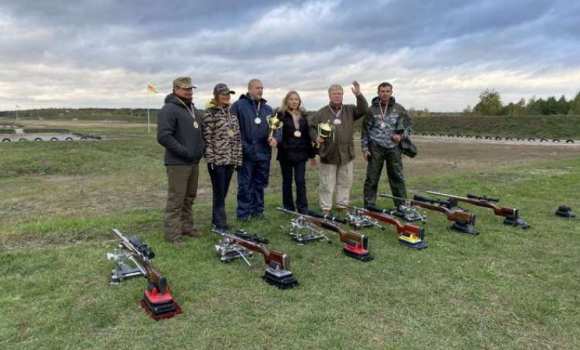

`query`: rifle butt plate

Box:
[503,216,531,229]
[450,222,480,235]
[263,268,299,289]
[343,242,373,262]
[398,234,428,249]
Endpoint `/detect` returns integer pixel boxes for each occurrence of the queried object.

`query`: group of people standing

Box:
[157,77,413,245]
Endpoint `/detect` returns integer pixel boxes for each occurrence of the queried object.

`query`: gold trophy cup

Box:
[318,120,334,140]
[267,113,283,138]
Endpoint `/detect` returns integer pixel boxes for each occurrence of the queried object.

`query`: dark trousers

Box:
[236,159,270,219]
[279,160,308,214]
[164,164,199,240]
[208,163,235,229]
[363,144,407,207]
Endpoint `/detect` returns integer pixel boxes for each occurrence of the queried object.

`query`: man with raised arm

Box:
[309,81,368,215]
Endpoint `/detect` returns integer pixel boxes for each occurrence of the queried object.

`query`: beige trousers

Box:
[318,161,353,210]
[164,164,199,240]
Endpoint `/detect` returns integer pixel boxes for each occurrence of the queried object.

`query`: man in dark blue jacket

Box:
[231,79,279,221]
[157,77,205,245]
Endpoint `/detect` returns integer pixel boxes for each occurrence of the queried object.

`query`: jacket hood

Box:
[205,100,231,109]
[371,96,396,107]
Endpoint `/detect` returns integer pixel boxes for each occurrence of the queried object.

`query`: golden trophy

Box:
[267,113,283,138]
[317,120,334,140]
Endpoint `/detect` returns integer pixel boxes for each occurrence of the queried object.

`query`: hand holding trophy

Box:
[267,113,283,147]
[317,119,334,143]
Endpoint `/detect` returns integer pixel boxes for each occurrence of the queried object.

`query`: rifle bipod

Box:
[215,233,298,289]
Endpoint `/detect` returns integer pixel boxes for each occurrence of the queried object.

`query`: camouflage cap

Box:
[173,77,197,89]
[213,83,235,95]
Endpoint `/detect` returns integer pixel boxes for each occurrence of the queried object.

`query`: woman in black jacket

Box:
[276,91,317,214]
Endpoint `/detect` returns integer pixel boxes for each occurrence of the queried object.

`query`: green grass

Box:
[1,124,580,349]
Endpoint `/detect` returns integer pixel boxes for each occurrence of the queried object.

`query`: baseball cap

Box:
[213,83,235,95]
[173,77,197,89]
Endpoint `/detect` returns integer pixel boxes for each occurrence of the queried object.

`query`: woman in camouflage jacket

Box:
[201,83,243,234]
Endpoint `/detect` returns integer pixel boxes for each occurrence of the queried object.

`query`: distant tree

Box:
[474,89,503,116]
[556,95,569,115]
[513,98,527,116]
[526,96,543,115]
[569,91,580,115]
[462,105,473,116]
[544,96,559,115]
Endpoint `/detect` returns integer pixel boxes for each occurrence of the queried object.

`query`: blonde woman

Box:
[276,91,316,214]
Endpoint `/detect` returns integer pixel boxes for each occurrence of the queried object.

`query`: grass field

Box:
[1,121,580,350]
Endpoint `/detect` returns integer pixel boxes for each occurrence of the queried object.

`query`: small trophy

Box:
[318,120,334,140]
[267,113,283,138]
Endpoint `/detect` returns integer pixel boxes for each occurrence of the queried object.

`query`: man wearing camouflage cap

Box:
[157,77,205,246]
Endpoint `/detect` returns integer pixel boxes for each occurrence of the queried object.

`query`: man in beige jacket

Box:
[309,81,368,214]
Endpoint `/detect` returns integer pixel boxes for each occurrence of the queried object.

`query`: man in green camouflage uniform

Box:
[361,82,412,208]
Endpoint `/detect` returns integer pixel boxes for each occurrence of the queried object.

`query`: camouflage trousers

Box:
[363,144,407,208]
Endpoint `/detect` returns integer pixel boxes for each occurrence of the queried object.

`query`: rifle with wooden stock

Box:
[278,208,373,262]
[349,205,427,249]
[380,194,479,235]
[108,229,182,320]
[426,191,530,229]
[215,231,298,289]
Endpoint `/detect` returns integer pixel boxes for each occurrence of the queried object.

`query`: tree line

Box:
[469,89,580,116]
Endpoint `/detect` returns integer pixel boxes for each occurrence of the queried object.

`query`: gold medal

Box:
[294,130,302,137]
[227,129,235,137]
[193,121,199,129]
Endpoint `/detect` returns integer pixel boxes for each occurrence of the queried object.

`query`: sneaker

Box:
[211,225,230,235]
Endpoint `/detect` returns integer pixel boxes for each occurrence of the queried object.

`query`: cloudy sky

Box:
[1,0,579,112]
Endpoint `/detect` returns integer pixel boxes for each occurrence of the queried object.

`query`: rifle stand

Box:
[450,222,479,235]
[141,284,182,321]
[343,241,373,262]
[288,220,331,245]
[215,241,254,263]
[398,232,427,249]
[262,262,299,289]
[107,251,146,284]
[503,216,530,229]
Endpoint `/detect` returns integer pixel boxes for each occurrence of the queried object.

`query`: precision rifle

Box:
[426,191,530,229]
[215,231,298,289]
[365,204,426,223]
[107,229,181,320]
[308,210,381,229]
[347,205,427,249]
[380,194,479,235]
[278,208,373,262]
